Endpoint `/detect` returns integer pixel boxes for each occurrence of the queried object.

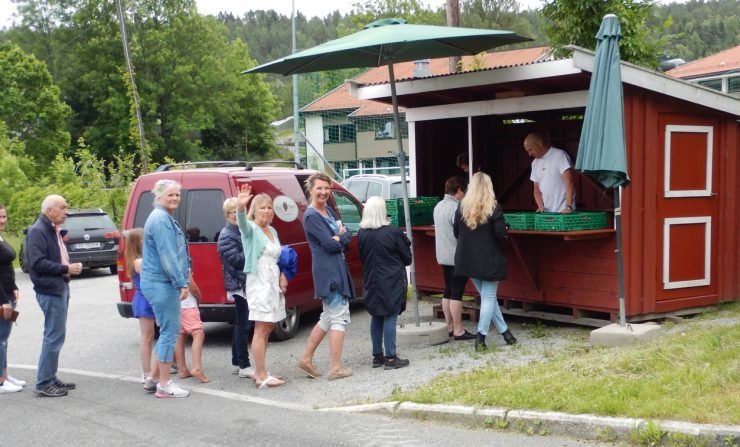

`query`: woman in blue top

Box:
[296,173,355,381]
[140,179,191,398]
[236,184,287,388]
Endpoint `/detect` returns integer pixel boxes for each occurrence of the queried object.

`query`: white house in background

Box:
[299,46,552,179]
[666,45,740,96]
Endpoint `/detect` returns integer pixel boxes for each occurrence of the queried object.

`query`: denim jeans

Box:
[370,313,399,358]
[141,281,180,363]
[231,292,253,369]
[0,301,14,371]
[36,286,69,389]
[471,278,508,336]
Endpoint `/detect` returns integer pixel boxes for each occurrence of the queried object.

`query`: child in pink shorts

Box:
[175,277,209,383]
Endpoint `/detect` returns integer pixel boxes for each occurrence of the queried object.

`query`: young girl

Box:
[124,228,157,389]
[174,275,209,383]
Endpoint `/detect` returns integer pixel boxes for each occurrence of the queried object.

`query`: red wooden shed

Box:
[353,47,740,324]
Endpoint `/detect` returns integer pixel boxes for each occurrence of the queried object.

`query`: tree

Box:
[339,0,446,35]
[541,0,668,68]
[0,43,71,172]
[460,0,534,41]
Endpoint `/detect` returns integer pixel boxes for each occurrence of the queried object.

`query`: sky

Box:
[0,0,552,28]
[0,0,688,28]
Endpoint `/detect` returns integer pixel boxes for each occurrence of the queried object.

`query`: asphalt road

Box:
[6,268,607,446]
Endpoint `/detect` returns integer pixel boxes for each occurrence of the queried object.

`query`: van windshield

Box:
[389,181,408,199]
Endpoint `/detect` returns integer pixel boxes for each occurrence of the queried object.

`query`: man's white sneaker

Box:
[155,380,189,398]
[0,380,23,393]
[6,375,26,387]
[238,366,255,378]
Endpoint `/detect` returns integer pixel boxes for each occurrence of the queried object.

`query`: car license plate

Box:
[73,242,102,250]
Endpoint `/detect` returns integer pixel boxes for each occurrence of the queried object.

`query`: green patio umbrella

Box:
[575,14,631,326]
[244,18,530,326]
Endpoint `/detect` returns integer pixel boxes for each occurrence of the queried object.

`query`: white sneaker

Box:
[7,375,26,387]
[238,366,255,378]
[0,380,23,393]
[232,366,239,375]
[155,380,189,398]
[143,376,158,393]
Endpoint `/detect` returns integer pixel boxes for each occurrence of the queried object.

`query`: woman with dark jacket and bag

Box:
[358,197,412,370]
[0,204,25,393]
[454,172,517,350]
[217,198,254,379]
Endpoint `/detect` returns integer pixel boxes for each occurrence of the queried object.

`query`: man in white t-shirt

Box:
[524,133,575,213]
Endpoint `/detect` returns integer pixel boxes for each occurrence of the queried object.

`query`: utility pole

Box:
[292,0,300,164]
[446,0,460,74]
[115,0,149,173]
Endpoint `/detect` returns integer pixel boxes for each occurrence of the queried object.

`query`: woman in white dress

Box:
[236,184,288,388]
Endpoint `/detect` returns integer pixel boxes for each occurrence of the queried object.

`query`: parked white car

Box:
[342,174,408,203]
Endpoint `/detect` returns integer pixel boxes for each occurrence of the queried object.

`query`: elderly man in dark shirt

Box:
[26,195,82,397]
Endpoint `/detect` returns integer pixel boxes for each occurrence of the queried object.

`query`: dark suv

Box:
[20,208,120,274]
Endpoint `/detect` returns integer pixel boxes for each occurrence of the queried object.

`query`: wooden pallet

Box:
[432,304,480,321]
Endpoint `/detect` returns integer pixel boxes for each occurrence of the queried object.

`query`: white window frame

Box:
[664,125,713,197]
[663,216,711,290]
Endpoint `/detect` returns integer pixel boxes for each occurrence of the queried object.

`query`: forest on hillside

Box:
[0,0,737,176]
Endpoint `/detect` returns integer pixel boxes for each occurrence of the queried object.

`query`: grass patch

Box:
[392,308,740,424]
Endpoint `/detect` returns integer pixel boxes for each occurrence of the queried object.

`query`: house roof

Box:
[665,45,740,79]
[300,46,550,114]
[352,46,739,118]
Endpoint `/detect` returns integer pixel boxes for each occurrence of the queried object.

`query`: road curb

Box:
[331,401,740,446]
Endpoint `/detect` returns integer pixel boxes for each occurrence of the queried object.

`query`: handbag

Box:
[1,310,18,322]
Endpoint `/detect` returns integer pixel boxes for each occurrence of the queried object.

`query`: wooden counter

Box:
[410,225,619,321]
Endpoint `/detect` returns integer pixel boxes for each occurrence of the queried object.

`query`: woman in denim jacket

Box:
[141,179,191,398]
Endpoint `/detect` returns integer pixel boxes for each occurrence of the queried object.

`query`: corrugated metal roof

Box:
[301,46,550,112]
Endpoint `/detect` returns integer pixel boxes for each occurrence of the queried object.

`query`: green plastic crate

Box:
[387,197,439,227]
[504,212,536,230]
[534,212,608,232]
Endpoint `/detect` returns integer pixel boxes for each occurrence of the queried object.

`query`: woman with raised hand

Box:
[296,173,355,381]
[140,179,191,398]
[236,184,287,388]
[358,197,412,370]
[454,172,517,350]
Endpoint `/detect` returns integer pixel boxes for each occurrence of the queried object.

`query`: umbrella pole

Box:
[388,63,421,327]
[615,187,626,326]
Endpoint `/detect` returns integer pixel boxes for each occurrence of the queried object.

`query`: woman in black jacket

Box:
[358,196,412,369]
[0,204,24,393]
[217,198,253,378]
[454,172,517,350]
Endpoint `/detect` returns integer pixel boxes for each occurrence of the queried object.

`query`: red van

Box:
[116,161,364,340]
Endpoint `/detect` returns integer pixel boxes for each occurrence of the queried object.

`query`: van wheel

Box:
[109,265,117,275]
[19,246,30,273]
[271,307,300,341]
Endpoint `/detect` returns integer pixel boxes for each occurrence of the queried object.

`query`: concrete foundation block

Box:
[590,323,663,347]
[396,321,450,346]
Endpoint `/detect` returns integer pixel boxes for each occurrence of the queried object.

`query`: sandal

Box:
[255,375,285,389]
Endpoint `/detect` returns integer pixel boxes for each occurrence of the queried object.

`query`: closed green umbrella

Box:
[575,14,630,326]
[244,18,530,326]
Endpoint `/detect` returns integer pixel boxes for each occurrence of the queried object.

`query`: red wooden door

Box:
[655,116,720,312]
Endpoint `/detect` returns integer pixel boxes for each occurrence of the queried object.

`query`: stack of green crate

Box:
[534,211,608,232]
[504,212,536,230]
[386,197,440,227]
